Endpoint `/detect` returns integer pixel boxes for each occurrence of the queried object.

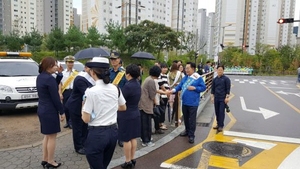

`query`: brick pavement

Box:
[0,96,210,169]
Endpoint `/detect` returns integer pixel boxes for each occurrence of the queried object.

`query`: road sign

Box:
[240,97,279,119]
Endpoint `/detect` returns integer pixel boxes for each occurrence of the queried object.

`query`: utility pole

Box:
[129,0,131,25]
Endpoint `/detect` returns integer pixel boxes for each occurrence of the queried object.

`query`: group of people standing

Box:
[36,52,231,169]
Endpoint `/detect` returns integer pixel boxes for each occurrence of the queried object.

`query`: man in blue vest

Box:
[168,62,206,144]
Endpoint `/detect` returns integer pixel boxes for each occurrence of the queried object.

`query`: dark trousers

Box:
[70,112,88,151]
[140,110,152,143]
[62,89,72,125]
[182,105,198,139]
[85,125,117,169]
[214,98,226,127]
[152,114,160,130]
[159,98,168,123]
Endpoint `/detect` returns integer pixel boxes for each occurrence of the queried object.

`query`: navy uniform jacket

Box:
[211,75,231,99]
[109,67,127,88]
[37,72,64,114]
[65,76,93,115]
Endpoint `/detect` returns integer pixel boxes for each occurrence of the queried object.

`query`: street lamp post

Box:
[221,24,232,46]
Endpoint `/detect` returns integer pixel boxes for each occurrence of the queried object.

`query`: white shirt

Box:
[154,79,160,105]
[61,69,76,89]
[82,80,126,126]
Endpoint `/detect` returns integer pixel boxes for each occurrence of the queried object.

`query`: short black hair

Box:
[126,64,140,79]
[173,60,178,63]
[186,62,196,69]
[206,61,211,64]
[217,65,225,70]
[149,65,161,77]
[160,63,168,68]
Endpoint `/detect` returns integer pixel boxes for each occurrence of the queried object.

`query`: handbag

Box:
[153,106,161,117]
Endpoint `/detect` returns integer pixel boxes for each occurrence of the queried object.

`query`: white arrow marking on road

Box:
[240,97,279,119]
[232,139,276,150]
[276,91,300,97]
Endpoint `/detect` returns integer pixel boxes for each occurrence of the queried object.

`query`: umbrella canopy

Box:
[131,52,155,60]
[74,48,110,60]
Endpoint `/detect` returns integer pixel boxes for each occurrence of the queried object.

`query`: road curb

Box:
[108,93,211,168]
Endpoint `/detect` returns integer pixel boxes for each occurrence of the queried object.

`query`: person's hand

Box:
[60,94,63,100]
[187,86,196,90]
[210,97,214,104]
[224,98,229,104]
[57,65,64,73]
[60,114,65,122]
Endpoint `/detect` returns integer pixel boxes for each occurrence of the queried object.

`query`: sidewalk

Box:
[0,95,210,169]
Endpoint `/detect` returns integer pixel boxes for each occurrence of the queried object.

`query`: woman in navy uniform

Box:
[118,64,142,168]
[81,57,126,169]
[37,57,65,168]
[65,61,95,155]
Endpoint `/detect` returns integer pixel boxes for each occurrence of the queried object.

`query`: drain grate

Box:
[197,123,210,127]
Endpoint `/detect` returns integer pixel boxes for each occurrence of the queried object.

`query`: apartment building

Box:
[196,9,206,54]
[73,8,80,28]
[1,0,37,35]
[213,0,296,55]
[206,12,215,59]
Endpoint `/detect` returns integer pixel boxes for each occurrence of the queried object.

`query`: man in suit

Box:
[65,62,95,155]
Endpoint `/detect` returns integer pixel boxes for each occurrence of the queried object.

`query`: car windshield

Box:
[60,62,85,72]
[0,62,39,76]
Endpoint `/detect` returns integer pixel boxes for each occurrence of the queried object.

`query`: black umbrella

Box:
[131,52,155,60]
[74,48,110,60]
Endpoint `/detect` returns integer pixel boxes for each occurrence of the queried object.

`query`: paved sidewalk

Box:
[0,95,210,169]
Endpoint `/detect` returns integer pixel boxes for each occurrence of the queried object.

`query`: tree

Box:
[104,22,127,53]
[5,32,24,52]
[179,31,196,53]
[64,25,85,52]
[22,28,43,52]
[85,26,104,47]
[45,27,66,56]
[0,31,6,50]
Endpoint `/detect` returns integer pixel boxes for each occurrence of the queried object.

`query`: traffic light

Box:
[220,44,224,49]
[242,44,249,48]
[194,52,198,58]
[277,18,294,24]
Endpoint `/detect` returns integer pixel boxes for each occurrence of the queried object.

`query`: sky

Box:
[73,0,300,25]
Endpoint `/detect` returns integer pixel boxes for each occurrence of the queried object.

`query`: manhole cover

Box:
[203,141,253,158]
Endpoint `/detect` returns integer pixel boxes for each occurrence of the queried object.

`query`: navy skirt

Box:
[117,116,141,142]
[38,112,61,135]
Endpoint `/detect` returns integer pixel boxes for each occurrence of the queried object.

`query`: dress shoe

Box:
[213,126,219,130]
[217,127,223,132]
[76,148,85,155]
[45,162,61,168]
[63,124,69,128]
[41,161,47,168]
[226,107,230,113]
[118,140,124,147]
[131,159,136,167]
[188,137,194,144]
[155,129,164,134]
[121,161,133,168]
[68,124,72,129]
[180,131,188,137]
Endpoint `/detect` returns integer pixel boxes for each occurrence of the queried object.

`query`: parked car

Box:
[58,60,85,72]
[0,52,39,113]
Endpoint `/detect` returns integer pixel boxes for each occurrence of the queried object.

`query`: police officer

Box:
[109,52,127,147]
[59,55,77,129]
[82,57,126,169]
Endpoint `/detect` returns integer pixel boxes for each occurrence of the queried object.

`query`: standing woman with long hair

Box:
[81,57,126,169]
[37,57,65,168]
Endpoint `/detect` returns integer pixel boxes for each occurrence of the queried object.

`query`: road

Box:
[134,75,300,169]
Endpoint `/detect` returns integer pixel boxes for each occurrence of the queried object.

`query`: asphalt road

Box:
[136,75,300,169]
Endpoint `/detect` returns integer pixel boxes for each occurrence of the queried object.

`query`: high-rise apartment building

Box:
[196,9,206,54]
[81,0,198,34]
[1,0,37,35]
[36,0,73,34]
[214,0,296,55]
[206,13,215,59]
[73,8,80,28]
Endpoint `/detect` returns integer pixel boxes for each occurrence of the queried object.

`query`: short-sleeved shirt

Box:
[61,69,76,90]
[138,76,157,114]
[158,73,170,98]
[82,80,126,126]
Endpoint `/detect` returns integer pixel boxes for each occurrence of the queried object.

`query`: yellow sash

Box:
[62,71,79,93]
[112,71,125,85]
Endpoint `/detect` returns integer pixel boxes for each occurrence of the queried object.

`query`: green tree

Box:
[0,31,6,50]
[64,25,85,52]
[22,28,43,52]
[45,27,66,56]
[5,32,24,52]
[179,31,196,52]
[85,26,104,47]
[104,22,127,53]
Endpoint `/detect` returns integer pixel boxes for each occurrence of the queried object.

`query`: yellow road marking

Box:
[209,155,239,168]
[263,85,300,114]
[197,149,211,169]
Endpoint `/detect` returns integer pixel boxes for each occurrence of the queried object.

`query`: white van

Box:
[0,52,39,112]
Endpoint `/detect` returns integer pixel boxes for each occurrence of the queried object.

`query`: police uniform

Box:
[61,56,77,128]
[82,57,126,169]
[109,52,127,88]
